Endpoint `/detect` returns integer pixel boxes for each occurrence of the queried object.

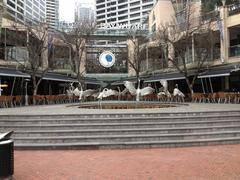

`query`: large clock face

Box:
[99,51,116,68]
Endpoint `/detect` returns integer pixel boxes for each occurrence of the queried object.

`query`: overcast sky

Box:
[59,0,95,22]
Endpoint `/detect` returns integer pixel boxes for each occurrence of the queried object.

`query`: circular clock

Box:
[99,51,116,68]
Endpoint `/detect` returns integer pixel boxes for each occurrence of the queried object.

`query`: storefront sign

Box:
[99,23,147,30]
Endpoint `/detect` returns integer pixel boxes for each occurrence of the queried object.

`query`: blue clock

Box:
[99,51,116,68]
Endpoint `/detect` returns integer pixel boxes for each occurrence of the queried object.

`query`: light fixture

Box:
[0,84,8,88]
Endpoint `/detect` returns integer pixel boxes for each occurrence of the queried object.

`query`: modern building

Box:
[75,3,95,22]
[144,0,240,93]
[96,0,156,25]
[0,0,240,97]
[46,0,59,30]
[2,0,46,24]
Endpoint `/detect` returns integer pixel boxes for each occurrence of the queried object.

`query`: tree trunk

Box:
[185,78,194,98]
[32,78,38,105]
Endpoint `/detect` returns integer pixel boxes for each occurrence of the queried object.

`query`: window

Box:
[17,6,24,14]
[7,0,15,8]
[97,0,105,3]
[118,0,127,4]
[17,0,24,7]
[107,7,116,11]
[130,7,140,12]
[130,1,140,6]
[119,4,127,9]
[118,10,128,15]
[97,4,105,9]
[97,9,105,14]
[142,0,152,3]
[118,15,128,20]
[130,13,140,18]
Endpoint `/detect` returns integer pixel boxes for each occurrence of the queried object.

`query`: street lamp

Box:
[24,78,30,106]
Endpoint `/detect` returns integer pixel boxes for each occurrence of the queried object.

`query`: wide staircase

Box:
[1,111,240,150]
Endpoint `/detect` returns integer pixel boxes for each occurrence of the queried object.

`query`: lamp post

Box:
[24,78,30,106]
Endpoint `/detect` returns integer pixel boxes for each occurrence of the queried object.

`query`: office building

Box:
[3,0,46,24]
[96,0,156,25]
[46,0,59,29]
[75,3,95,22]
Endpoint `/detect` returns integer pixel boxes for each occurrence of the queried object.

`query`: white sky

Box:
[59,0,95,22]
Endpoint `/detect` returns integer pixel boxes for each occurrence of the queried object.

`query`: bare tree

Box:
[11,22,49,103]
[156,3,218,96]
[61,19,96,84]
[127,29,147,82]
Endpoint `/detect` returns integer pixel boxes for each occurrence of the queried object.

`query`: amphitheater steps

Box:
[0,111,240,149]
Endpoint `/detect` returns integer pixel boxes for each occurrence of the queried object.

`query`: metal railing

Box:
[228,3,240,16]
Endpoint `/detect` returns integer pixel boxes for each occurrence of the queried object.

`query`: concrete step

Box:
[1,115,240,125]
[10,125,240,136]
[1,109,240,150]
[14,137,240,150]
[1,110,240,120]
[1,119,240,131]
[13,131,240,144]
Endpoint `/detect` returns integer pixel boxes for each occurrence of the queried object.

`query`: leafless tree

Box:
[155,3,218,96]
[11,22,49,103]
[61,19,96,84]
[127,28,147,83]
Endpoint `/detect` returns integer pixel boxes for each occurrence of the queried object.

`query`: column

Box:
[41,24,49,68]
[127,39,137,76]
[225,76,230,91]
[219,5,229,63]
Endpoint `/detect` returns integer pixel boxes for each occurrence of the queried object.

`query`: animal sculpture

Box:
[124,79,155,101]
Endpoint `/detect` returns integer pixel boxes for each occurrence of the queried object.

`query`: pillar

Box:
[127,39,138,76]
[219,5,229,63]
[41,24,49,69]
[224,76,229,91]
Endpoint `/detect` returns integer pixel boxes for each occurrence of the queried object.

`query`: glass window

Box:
[7,0,15,8]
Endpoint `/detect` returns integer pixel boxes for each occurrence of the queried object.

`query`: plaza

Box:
[1,102,240,179]
[1,0,240,179]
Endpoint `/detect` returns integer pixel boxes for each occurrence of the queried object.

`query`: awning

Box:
[198,65,240,78]
[0,67,31,78]
[84,78,103,85]
[144,73,185,82]
[111,77,137,85]
[42,73,78,82]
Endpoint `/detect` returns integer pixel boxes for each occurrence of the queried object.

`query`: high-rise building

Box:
[46,0,59,30]
[75,3,95,22]
[3,0,46,24]
[95,0,156,25]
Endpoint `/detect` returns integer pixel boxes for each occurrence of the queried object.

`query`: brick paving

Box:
[13,144,240,180]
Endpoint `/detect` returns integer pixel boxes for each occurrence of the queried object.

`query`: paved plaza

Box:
[13,144,240,180]
[1,102,240,179]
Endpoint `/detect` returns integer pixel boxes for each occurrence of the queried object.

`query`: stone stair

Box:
[0,111,240,149]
